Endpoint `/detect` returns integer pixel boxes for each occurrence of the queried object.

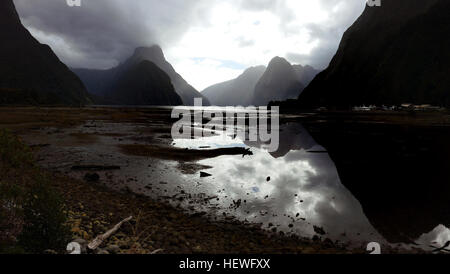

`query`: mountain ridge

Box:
[73,45,210,106]
[253,57,305,106]
[107,60,182,106]
[202,66,266,106]
[298,0,450,108]
[0,0,92,106]
[202,58,318,106]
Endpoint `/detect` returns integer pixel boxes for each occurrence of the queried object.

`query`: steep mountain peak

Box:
[202,65,267,106]
[133,45,164,57]
[0,0,19,19]
[0,0,91,105]
[130,45,166,65]
[299,0,450,108]
[267,56,291,68]
[253,57,304,106]
[1,0,34,39]
[262,57,298,81]
[107,59,182,106]
[74,44,210,106]
[1,0,19,21]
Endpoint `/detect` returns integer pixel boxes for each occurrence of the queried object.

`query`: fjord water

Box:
[172,107,450,251]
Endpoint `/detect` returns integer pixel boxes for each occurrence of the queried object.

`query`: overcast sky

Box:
[14,0,367,90]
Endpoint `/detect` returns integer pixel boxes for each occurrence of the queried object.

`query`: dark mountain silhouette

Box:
[299,0,450,108]
[107,61,182,106]
[73,46,209,106]
[0,0,91,105]
[71,68,116,98]
[202,66,266,106]
[119,46,211,105]
[74,53,182,106]
[253,57,305,106]
[202,59,318,106]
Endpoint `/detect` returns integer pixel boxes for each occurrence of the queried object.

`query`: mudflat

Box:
[0,106,354,254]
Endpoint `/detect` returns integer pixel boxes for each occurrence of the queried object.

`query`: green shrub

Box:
[18,174,70,253]
[0,129,70,253]
[0,129,34,168]
[0,181,24,254]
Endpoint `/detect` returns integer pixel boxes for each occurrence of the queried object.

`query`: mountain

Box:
[292,65,319,87]
[71,68,116,98]
[107,61,182,106]
[253,57,305,106]
[74,53,182,106]
[0,0,91,105]
[202,58,318,107]
[120,46,210,106]
[73,46,209,106]
[202,66,266,106]
[299,0,450,108]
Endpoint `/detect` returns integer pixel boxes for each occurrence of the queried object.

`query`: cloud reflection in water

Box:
[174,122,385,246]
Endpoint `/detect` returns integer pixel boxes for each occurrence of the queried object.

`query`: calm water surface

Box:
[171,107,450,251]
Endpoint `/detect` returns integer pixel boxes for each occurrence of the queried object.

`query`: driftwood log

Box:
[88,216,133,250]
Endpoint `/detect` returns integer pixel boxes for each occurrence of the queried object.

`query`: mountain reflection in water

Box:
[172,110,450,251]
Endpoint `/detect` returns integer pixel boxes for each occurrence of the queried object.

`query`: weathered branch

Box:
[150,249,163,254]
[88,216,133,250]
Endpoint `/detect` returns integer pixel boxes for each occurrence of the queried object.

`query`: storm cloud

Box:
[14,0,367,89]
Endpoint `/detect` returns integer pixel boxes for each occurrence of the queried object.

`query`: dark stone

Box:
[200,171,212,178]
[84,173,100,182]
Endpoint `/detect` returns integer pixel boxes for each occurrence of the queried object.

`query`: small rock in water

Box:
[200,172,212,178]
[84,173,100,182]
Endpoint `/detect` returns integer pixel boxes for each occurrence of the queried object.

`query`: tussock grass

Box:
[0,129,70,254]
